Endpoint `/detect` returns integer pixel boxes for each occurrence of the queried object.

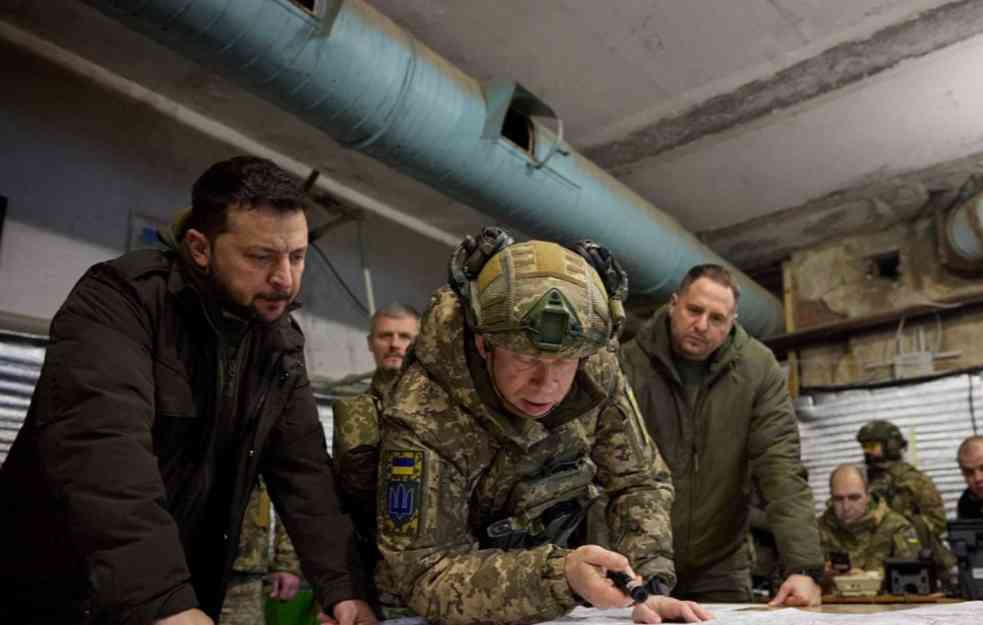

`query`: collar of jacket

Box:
[633,305,746,385]
[825,494,888,533]
[414,286,609,451]
[370,366,400,400]
[156,221,304,354]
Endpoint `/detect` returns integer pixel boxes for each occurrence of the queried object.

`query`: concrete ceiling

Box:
[6,0,983,275]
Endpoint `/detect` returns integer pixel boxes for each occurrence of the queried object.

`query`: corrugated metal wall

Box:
[797,373,982,519]
[0,330,46,465]
[0,329,340,465]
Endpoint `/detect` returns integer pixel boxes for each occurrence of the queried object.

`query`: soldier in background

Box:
[956,435,983,519]
[856,420,956,587]
[332,303,419,614]
[377,228,711,625]
[817,464,921,590]
[221,479,301,625]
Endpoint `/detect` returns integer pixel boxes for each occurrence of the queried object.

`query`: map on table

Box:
[382,601,983,625]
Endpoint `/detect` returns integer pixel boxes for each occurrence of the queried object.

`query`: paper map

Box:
[383,601,983,625]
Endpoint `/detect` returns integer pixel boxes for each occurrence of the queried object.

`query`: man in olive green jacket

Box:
[621,264,824,605]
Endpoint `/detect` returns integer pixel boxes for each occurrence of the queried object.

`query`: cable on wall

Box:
[309,240,370,316]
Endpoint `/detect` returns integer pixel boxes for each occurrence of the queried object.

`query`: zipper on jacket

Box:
[247,352,287,429]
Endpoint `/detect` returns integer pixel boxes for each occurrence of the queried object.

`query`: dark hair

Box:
[677,264,741,303]
[184,156,307,238]
[370,302,420,335]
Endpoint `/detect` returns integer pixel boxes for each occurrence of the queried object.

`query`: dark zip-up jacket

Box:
[620,307,822,586]
[0,244,358,623]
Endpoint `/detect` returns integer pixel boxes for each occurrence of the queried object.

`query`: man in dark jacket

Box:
[957,436,983,519]
[621,264,824,606]
[0,157,376,625]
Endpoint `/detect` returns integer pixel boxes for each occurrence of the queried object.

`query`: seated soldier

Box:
[377,228,711,625]
[957,436,983,519]
[818,464,921,588]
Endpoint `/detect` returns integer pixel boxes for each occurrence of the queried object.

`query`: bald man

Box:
[817,464,921,585]
[957,436,983,520]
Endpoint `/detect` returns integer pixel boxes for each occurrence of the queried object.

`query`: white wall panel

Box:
[797,374,982,519]
[0,331,46,464]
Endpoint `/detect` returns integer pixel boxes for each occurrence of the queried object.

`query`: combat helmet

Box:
[857,420,908,461]
[448,227,627,359]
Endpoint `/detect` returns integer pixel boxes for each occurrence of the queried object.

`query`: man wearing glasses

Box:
[621,264,824,606]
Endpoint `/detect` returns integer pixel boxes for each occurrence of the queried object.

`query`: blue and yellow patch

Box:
[382,450,424,536]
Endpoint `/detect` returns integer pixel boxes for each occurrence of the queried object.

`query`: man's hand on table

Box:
[769,574,822,607]
[631,596,713,623]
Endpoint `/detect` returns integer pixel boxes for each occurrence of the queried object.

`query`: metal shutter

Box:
[797,373,982,519]
[0,331,342,465]
[0,330,47,465]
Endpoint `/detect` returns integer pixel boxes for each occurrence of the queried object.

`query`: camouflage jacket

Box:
[817,496,921,573]
[868,461,947,546]
[233,478,301,576]
[333,368,400,532]
[868,460,956,575]
[377,287,675,625]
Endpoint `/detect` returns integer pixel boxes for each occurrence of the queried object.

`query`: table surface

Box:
[384,601,982,625]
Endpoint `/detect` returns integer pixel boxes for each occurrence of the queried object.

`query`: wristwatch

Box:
[786,566,824,585]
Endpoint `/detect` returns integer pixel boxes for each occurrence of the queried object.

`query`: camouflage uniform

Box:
[377,282,675,625]
[333,367,400,532]
[221,478,301,625]
[868,461,957,579]
[818,495,921,577]
[332,367,401,614]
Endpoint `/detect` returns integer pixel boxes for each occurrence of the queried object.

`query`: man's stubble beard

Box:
[208,263,291,324]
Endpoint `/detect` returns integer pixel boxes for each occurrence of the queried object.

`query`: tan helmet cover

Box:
[470,240,612,359]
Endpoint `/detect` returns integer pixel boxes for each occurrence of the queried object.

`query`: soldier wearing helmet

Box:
[856,420,956,586]
[376,228,711,625]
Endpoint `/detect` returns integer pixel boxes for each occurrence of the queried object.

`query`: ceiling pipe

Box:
[0,20,461,250]
[944,190,983,265]
[82,0,784,336]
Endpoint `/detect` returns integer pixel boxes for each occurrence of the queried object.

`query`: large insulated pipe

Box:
[83,0,784,336]
[944,191,983,265]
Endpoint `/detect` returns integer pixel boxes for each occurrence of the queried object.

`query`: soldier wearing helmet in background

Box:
[376,228,712,625]
[856,419,956,589]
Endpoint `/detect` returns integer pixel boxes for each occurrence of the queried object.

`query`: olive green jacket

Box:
[620,307,823,583]
[817,495,921,573]
[377,287,675,625]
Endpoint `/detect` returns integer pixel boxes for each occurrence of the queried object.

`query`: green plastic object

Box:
[265,589,319,625]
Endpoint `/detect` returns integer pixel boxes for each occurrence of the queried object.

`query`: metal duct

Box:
[945,191,983,264]
[84,0,784,336]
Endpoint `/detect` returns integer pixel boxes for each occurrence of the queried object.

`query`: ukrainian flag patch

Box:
[383,450,424,536]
